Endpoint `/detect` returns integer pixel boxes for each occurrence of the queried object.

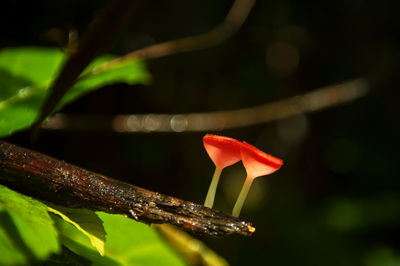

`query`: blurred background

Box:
[2,0,400,265]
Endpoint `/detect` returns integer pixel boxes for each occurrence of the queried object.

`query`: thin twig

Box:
[90,0,256,74]
[0,141,255,237]
[43,78,369,133]
[32,0,255,132]
[32,0,143,136]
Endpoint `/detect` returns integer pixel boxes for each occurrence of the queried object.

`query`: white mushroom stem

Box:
[232,175,254,217]
[204,167,223,208]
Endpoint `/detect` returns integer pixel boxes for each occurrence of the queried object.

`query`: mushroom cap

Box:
[203,134,242,169]
[240,142,283,179]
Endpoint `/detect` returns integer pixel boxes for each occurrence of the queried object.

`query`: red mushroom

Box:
[203,134,242,208]
[232,142,283,217]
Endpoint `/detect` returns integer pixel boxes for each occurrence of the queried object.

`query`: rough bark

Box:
[0,140,255,236]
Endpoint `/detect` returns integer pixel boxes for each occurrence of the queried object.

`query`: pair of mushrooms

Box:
[203,134,283,217]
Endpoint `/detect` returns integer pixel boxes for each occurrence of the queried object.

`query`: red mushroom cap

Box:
[203,134,242,169]
[240,142,283,179]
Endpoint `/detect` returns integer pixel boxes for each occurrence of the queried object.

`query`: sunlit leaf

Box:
[0,46,150,137]
[47,205,106,256]
[53,211,185,266]
[0,185,59,264]
[99,212,184,266]
[155,224,229,266]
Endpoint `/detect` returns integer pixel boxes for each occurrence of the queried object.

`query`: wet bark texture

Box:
[0,140,255,236]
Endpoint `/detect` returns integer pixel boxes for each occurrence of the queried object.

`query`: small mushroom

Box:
[203,134,242,208]
[232,142,283,217]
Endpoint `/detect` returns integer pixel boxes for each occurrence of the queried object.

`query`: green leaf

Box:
[99,213,184,266]
[0,185,60,264]
[0,46,150,137]
[0,47,64,90]
[0,220,27,265]
[53,212,185,266]
[47,205,106,256]
[155,224,229,266]
[40,245,92,266]
[59,55,150,108]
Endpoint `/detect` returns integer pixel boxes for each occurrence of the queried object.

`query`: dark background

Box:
[2,0,400,265]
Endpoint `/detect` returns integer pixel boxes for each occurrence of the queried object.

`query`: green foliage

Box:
[0,47,151,137]
[0,46,186,265]
[53,212,185,266]
[0,185,185,265]
[47,206,107,256]
[0,185,59,265]
[98,213,184,266]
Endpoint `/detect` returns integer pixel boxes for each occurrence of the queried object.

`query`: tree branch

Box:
[31,0,143,136]
[43,78,369,133]
[89,0,256,74]
[32,0,255,134]
[0,140,255,237]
